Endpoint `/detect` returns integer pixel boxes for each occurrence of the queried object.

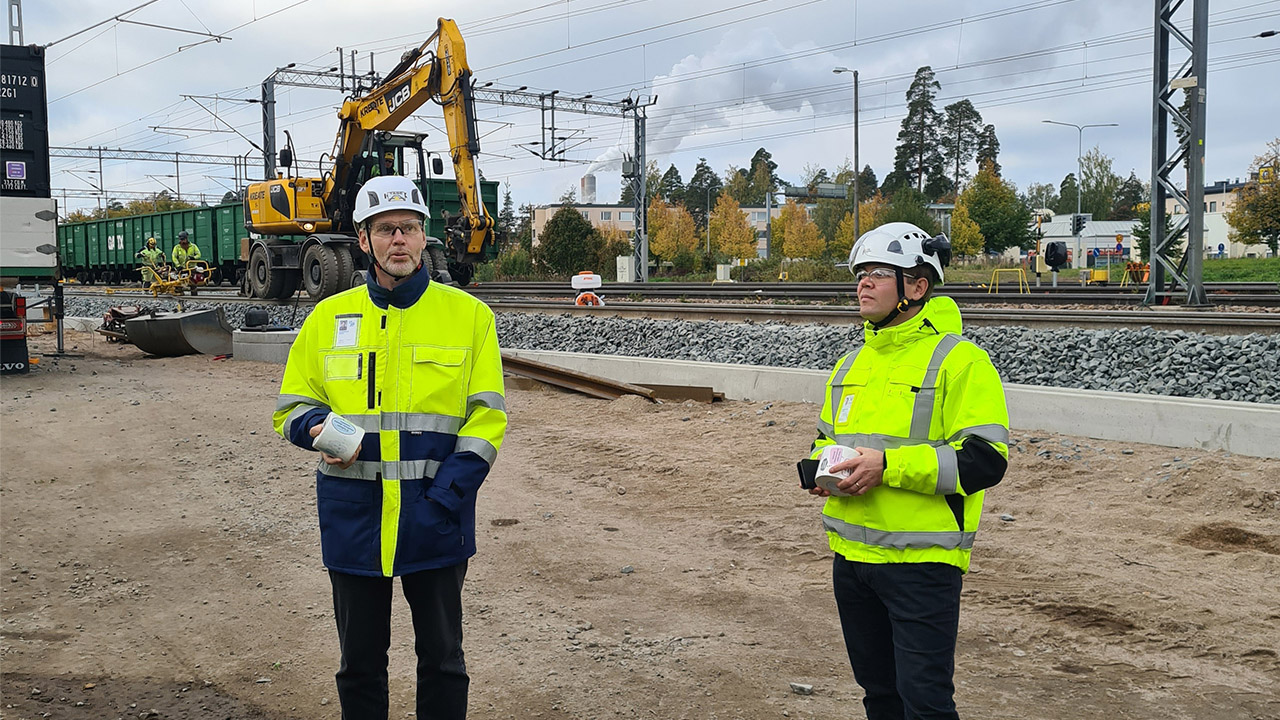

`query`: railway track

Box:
[484,300,1280,335]
[53,287,1280,334]
[466,280,1280,307]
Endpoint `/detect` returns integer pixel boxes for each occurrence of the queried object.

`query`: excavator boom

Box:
[331,18,493,251]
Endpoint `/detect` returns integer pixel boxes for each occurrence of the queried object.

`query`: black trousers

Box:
[833,555,963,720]
[329,562,469,720]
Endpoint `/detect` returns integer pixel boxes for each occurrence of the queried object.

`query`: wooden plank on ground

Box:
[501,353,656,402]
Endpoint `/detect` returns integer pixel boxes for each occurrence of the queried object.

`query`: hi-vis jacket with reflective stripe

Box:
[812,296,1008,573]
[274,268,506,578]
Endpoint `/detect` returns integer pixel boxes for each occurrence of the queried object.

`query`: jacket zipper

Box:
[367,351,377,409]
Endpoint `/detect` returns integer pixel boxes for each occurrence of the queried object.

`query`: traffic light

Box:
[1071,214,1087,235]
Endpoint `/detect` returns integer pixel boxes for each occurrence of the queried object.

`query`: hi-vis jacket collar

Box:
[864,296,962,348]
[366,262,430,310]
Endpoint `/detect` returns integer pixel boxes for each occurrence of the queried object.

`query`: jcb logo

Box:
[386,81,412,114]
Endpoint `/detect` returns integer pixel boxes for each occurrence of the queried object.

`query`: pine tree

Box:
[975,124,1001,177]
[857,165,878,195]
[942,100,984,189]
[659,164,685,205]
[498,185,517,236]
[891,66,945,196]
[685,158,723,231]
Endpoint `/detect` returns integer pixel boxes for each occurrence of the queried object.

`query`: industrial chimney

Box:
[580,173,597,204]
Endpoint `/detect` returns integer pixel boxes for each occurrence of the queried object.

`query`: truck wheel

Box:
[303,244,343,300]
[428,245,453,285]
[249,245,285,299]
[333,246,356,292]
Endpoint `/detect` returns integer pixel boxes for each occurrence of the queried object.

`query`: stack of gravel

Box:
[59,296,1279,405]
[495,313,1280,405]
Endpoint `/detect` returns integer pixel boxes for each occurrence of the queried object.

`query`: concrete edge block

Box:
[506,349,1280,460]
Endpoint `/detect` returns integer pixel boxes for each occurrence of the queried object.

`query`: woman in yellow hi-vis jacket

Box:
[274,175,506,720]
[799,222,1008,720]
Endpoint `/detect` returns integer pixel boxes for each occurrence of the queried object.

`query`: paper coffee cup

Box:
[313,412,363,462]
[815,444,860,496]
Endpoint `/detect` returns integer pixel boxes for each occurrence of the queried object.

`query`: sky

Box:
[24,0,1280,216]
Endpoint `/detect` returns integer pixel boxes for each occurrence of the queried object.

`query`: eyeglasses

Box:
[855,267,902,283]
[369,220,424,238]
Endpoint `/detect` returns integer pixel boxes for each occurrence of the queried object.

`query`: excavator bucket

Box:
[125,308,234,357]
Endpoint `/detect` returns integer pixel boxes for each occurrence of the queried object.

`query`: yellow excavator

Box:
[243,17,495,299]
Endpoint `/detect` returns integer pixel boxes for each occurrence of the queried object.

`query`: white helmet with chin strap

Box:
[353,175,431,224]
[848,222,952,328]
[353,175,432,280]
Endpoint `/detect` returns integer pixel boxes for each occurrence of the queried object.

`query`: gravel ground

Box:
[59,296,1280,405]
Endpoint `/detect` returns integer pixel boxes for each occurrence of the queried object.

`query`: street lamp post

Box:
[834,67,859,238]
[1042,119,1118,269]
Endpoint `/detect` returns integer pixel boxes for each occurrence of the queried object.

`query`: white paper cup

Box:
[313,412,363,462]
[815,444,861,496]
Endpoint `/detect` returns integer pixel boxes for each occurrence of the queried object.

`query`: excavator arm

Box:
[330,17,493,253]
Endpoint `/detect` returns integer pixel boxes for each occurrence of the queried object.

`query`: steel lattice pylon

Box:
[1146,0,1209,306]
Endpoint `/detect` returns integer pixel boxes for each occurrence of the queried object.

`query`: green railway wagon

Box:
[419,177,501,263]
[56,178,498,292]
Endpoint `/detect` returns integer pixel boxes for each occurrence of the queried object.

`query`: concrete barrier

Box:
[506,350,1280,460]
[232,329,298,364]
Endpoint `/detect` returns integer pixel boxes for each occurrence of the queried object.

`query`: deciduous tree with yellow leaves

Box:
[709,194,758,260]
[779,199,824,259]
[647,197,699,261]
[949,200,984,258]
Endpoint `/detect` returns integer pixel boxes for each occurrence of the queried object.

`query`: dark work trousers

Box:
[832,555,963,720]
[329,561,469,720]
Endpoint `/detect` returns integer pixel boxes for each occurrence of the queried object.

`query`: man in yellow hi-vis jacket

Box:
[274,175,506,720]
[798,222,1008,720]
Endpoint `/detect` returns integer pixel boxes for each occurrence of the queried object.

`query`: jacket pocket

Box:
[886,365,939,439]
[316,476,381,573]
[323,352,366,411]
[408,345,469,416]
[397,480,462,566]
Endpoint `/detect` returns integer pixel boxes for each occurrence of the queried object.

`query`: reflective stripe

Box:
[833,432,948,451]
[381,412,463,434]
[823,514,975,551]
[380,479,401,577]
[277,393,327,412]
[320,460,382,481]
[935,444,959,495]
[817,419,835,438]
[467,391,506,416]
[320,459,441,481]
[342,414,381,432]
[909,334,962,439]
[455,436,498,466]
[285,403,322,436]
[949,423,1009,446]
[828,352,859,435]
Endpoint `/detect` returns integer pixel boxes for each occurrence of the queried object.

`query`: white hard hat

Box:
[353,175,431,224]
[848,222,951,284]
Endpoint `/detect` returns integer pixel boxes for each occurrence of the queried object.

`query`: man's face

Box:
[179,239,189,247]
[855,263,927,322]
[358,209,426,279]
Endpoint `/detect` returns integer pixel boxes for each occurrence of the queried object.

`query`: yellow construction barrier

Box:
[987,268,1029,294]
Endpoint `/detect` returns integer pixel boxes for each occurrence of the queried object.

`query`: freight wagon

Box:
[56,177,499,296]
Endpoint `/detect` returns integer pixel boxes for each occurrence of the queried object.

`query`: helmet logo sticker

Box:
[385,191,408,202]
